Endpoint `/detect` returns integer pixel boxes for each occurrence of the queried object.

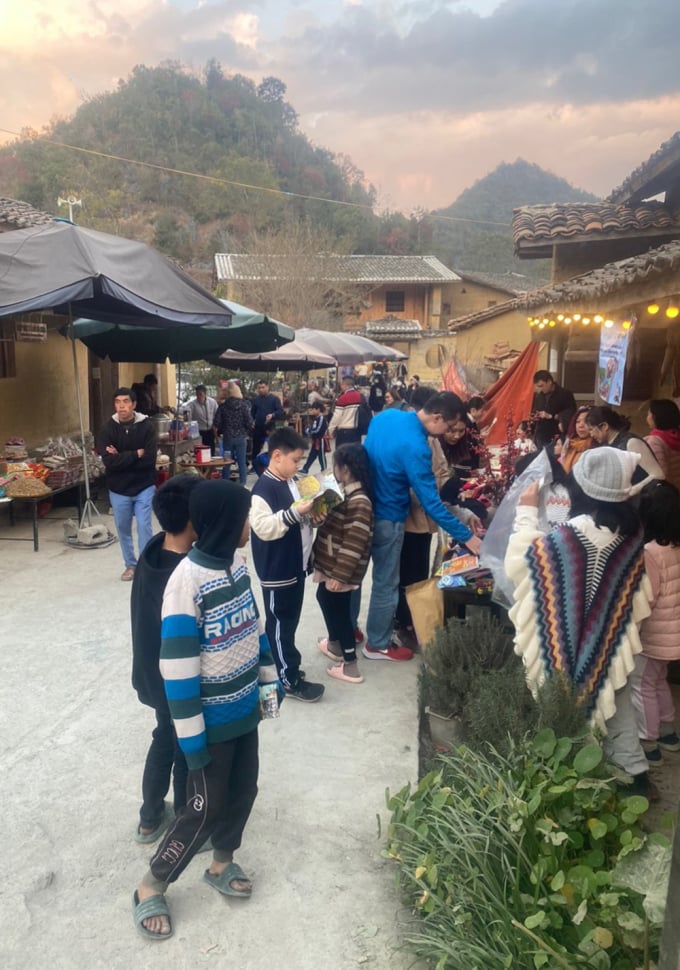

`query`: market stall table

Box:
[0,481,91,551]
[193,457,234,479]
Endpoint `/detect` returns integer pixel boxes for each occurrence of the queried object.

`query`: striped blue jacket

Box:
[160,547,279,769]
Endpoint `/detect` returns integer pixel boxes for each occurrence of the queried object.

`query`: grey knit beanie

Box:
[572,446,639,502]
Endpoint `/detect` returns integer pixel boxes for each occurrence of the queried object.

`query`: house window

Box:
[0,327,15,379]
[385,290,405,312]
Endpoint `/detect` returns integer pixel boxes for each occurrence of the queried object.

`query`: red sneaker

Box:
[354,627,365,645]
[362,642,413,662]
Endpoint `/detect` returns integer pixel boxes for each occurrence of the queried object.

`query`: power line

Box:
[0,127,512,228]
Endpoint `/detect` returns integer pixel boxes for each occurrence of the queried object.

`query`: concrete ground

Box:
[0,495,420,970]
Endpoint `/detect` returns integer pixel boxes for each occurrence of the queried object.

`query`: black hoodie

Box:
[131,532,186,710]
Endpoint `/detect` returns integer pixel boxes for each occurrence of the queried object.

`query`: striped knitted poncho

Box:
[505,508,652,733]
[160,547,279,769]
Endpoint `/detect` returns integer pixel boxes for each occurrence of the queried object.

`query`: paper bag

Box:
[405,578,444,650]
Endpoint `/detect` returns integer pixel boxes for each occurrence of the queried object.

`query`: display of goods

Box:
[27,463,50,482]
[7,477,52,498]
[7,462,30,474]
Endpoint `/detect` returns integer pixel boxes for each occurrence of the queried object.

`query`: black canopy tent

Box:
[0,220,242,528]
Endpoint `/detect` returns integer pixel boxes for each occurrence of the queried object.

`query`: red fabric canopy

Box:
[477,342,540,446]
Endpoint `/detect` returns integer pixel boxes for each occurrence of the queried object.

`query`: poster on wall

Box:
[597,316,635,405]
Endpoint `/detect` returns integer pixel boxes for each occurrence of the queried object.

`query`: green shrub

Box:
[386,731,670,969]
[462,661,538,756]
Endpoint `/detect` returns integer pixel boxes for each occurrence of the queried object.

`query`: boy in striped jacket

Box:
[132,480,281,941]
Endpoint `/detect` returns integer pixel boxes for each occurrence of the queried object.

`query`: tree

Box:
[221,221,369,329]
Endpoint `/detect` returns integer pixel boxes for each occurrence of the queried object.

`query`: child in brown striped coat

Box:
[313,444,374,683]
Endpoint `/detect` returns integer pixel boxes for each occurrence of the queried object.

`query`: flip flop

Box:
[203,862,253,898]
[132,890,173,941]
[134,809,168,844]
[317,637,343,662]
[327,663,364,684]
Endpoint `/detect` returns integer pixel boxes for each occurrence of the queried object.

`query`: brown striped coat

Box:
[312,482,374,586]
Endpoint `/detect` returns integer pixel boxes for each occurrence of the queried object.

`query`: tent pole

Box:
[69,309,100,528]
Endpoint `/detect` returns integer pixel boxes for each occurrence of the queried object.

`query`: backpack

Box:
[357,399,373,436]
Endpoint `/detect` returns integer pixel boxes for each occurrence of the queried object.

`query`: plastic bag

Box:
[479,449,555,609]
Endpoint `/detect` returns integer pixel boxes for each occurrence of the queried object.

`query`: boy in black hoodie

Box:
[131,474,201,842]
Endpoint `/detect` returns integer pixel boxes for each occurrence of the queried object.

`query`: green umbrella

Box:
[72,300,293,362]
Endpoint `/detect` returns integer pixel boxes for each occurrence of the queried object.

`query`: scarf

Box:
[524,523,644,719]
[650,427,680,451]
[560,436,592,474]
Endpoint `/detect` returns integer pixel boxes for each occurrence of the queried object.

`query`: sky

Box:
[1,0,679,213]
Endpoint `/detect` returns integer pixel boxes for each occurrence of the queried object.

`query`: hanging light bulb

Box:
[564,317,572,325]
[604,319,614,328]
[538,322,546,329]
[666,306,679,319]
[557,313,564,321]
[549,320,556,327]
[582,317,591,325]
[594,314,603,324]
[648,303,660,315]
[573,313,581,321]
[622,320,632,331]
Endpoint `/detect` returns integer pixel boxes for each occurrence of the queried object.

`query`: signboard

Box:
[597,316,635,406]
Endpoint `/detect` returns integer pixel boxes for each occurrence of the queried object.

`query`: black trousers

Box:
[149,729,259,888]
[252,426,267,465]
[316,582,357,662]
[199,429,215,453]
[140,707,188,827]
[261,579,305,688]
[396,532,432,629]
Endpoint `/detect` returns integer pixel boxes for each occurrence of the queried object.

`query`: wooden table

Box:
[0,481,88,551]
[194,458,234,479]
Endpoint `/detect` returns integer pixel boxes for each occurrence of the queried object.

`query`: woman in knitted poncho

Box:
[505,447,656,798]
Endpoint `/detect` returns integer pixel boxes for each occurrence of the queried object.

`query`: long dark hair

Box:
[639,480,680,546]
[567,476,640,537]
[333,444,373,501]
[586,406,631,433]
[648,399,680,431]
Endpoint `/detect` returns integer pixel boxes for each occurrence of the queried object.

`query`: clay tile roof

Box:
[522,239,680,310]
[453,269,542,295]
[512,201,680,257]
[0,197,54,230]
[447,297,521,332]
[607,130,680,205]
[214,253,461,284]
[365,317,423,339]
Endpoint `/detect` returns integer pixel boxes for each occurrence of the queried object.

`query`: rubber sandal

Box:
[203,862,252,898]
[134,807,169,844]
[132,890,173,940]
[327,663,364,684]
[317,637,343,662]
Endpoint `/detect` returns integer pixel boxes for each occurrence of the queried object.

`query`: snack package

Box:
[294,474,344,516]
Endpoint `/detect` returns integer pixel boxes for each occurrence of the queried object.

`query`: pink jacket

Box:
[639,540,680,660]
[645,432,680,492]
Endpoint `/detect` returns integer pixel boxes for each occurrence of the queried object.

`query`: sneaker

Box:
[121,566,135,581]
[643,745,663,763]
[284,680,325,702]
[362,642,414,662]
[658,732,680,752]
[354,628,365,645]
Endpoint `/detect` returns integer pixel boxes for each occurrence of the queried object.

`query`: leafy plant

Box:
[419,611,515,718]
[385,730,670,969]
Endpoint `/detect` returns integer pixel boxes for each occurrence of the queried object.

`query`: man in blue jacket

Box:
[363,391,482,661]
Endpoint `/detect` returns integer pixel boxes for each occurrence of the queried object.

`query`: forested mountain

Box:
[0,64,599,280]
[431,159,600,280]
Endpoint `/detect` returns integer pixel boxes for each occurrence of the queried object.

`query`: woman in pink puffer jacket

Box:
[631,480,680,762]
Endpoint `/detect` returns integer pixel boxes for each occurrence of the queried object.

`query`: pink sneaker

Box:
[362,642,414,662]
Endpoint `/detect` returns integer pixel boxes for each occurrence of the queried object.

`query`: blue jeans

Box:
[366,519,405,649]
[109,485,155,567]
[222,436,248,485]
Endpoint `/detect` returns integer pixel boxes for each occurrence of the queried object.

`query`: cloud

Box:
[273,0,680,116]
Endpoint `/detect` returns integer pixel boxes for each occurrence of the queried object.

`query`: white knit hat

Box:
[572,446,639,502]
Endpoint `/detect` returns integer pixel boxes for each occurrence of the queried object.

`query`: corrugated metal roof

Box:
[0,197,54,231]
[214,253,461,283]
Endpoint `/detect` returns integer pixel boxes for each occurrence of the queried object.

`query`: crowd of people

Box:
[93,367,680,940]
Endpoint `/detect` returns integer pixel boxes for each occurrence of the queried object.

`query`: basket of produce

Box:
[7,476,52,498]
